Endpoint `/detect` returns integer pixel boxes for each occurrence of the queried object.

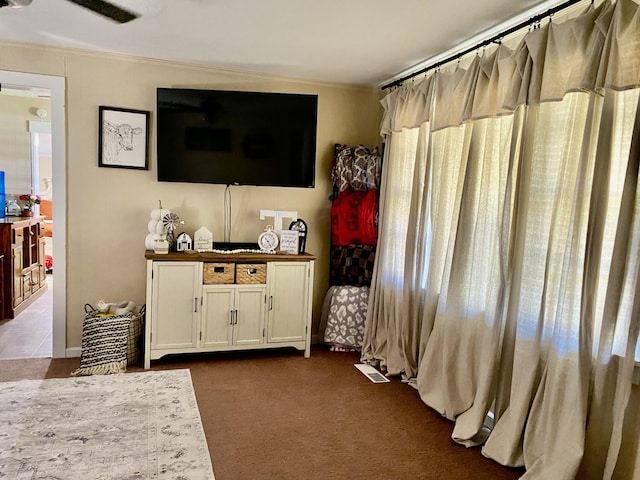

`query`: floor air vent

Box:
[354,363,390,383]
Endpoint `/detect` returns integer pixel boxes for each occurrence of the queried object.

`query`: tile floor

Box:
[0,275,53,360]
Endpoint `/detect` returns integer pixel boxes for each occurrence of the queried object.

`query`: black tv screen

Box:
[156,88,317,188]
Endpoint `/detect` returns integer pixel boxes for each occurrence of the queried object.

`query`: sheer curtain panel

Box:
[362,1,640,478]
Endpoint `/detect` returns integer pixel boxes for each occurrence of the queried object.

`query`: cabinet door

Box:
[266,262,309,343]
[29,267,40,294]
[38,237,46,286]
[12,245,23,307]
[27,224,38,268]
[151,261,201,351]
[201,285,234,348]
[22,267,32,300]
[202,285,266,347]
[234,285,266,346]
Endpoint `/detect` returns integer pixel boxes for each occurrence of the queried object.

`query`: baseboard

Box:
[65,347,81,358]
[70,336,325,358]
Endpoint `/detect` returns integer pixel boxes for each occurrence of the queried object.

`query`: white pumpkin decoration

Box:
[145,233,162,250]
[150,207,170,221]
[147,219,159,234]
[150,200,170,221]
[155,221,167,235]
[146,200,172,250]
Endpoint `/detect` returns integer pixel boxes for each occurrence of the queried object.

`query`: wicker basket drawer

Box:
[235,263,266,284]
[203,263,235,284]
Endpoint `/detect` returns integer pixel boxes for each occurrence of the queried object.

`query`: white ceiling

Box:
[0,0,563,87]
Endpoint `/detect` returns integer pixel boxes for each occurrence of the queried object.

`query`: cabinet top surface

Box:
[145,250,316,262]
[0,216,45,228]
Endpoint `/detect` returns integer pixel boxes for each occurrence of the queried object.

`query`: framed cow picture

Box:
[98,106,150,170]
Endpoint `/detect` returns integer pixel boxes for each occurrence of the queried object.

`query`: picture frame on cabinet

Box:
[279,230,299,255]
[98,106,150,170]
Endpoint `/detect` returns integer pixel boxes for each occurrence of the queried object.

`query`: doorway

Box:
[0,105,54,359]
[0,70,66,359]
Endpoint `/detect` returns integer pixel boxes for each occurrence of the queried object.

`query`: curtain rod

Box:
[381,0,587,90]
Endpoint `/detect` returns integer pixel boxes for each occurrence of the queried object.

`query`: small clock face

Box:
[289,219,307,232]
[289,219,307,254]
[258,229,279,252]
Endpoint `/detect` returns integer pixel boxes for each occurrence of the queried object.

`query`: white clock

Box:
[258,226,279,252]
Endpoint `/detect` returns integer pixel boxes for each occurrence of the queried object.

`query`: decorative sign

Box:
[279,230,299,255]
[194,226,213,252]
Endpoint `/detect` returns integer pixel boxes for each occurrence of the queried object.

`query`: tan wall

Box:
[0,94,51,196]
[0,42,382,348]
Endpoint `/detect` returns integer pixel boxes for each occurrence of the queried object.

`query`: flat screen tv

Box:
[156,88,318,188]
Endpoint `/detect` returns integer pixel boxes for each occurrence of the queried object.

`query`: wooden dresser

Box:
[0,216,47,320]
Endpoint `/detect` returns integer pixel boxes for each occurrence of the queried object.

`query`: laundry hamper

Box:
[126,305,145,366]
[72,304,145,376]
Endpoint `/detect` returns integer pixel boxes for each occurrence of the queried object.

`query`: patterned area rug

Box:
[0,369,215,479]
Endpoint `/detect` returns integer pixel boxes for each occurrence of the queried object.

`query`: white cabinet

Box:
[150,261,201,352]
[144,252,315,368]
[266,262,311,345]
[201,284,266,348]
[200,285,234,348]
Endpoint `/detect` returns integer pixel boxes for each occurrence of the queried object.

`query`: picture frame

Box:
[98,106,150,170]
[279,230,299,255]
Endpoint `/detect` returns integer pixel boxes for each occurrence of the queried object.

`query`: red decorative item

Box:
[330,189,378,246]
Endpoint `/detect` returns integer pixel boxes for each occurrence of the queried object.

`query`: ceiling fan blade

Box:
[66,0,139,23]
[0,0,33,7]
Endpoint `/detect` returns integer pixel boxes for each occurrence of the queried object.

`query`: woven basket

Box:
[203,263,235,284]
[127,306,145,366]
[235,263,266,284]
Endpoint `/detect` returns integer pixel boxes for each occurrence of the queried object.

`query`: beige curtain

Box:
[362,1,640,478]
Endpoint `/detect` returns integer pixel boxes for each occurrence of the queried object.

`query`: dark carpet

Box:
[0,347,524,480]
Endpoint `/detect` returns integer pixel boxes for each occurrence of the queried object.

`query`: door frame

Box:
[0,70,67,359]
